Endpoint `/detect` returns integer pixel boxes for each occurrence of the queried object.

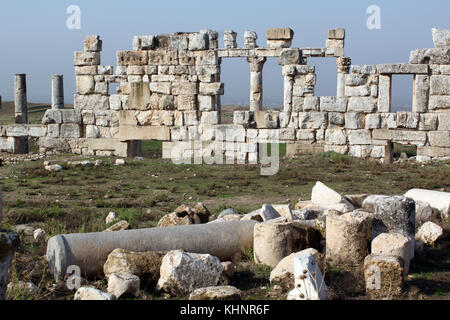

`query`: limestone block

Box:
[326,211,371,269]
[409,48,450,65]
[404,189,450,220]
[364,254,404,299]
[348,97,377,113]
[298,112,327,129]
[345,74,368,86]
[413,75,429,112]
[199,82,224,96]
[109,95,122,111]
[177,95,197,111]
[428,131,450,147]
[74,287,115,300]
[376,63,428,74]
[267,40,292,49]
[345,85,370,97]
[169,34,189,51]
[84,35,102,52]
[326,39,344,49]
[320,97,347,112]
[156,250,223,295]
[60,124,81,138]
[76,76,95,95]
[61,110,82,124]
[296,129,315,141]
[253,221,321,268]
[348,130,371,145]
[344,112,363,129]
[107,272,140,299]
[432,28,450,49]
[189,286,241,300]
[266,28,294,40]
[371,146,386,158]
[279,49,301,65]
[392,130,426,145]
[303,96,319,111]
[429,95,450,110]
[416,221,443,245]
[328,112,345,126]
[438,114,450,130]
[430,75,450,95]
[328,28,345,40]
[42,110,62,124]
[118,125,170,140]
[418,113,437,131]
[233,111,253,127]
[365,114,381,129]
[172,82,198,95]
[371,233,411,276]
[133,35,155,50]
[74,51,100,66]
[287,253,328,300]
[200,111,219,125]
[349,145,373,158]
[117,51,148,66]
[351,65,376,74]
[75,66,98,75]
[378,75,391,113]
[198,95,215,111]
[372,196,415,241]
[325,128,347,145]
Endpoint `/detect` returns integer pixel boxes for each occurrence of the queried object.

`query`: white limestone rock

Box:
[404,188,450,220]
[189,286,241,300]
[432,28,450,49]
[107,272,140,299]
[44,164,63,172]
[371,233,412,276]
[287,252,327,300]
[74,287,116,300]
[311,181,354,211]
[156,250,223,295]
[416,221,443,245]
[106,212,118,224]
[33,228,46,242]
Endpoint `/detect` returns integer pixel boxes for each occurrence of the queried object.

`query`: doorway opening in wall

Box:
[140,140,162,159]
[220,58,250,124]
[262,58,284,111]
[263,143,287,158]
[391,75,414,112]
[308,57,337,97]
[393,142,417,160]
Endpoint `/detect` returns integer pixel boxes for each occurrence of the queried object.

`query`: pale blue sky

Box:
[0,0,448,108]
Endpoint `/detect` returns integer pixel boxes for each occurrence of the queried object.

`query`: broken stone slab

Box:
[156,250,223,295]
[416,221,443,245]
[107,272,140,299]
[47,221,257,281]
[270,248,323,291]
[103,220,129,232]
[363,254,404,300]
[189,285,241,300]
[287,252,328,300]
[44,164,63,172]
[311,181,355,211]
[415,201,433,226]
[217,208,238,219]
[371,233,412,276]
[253,221,322,268]
[266,28,294,40]
[0,230,20,300]
[432,28,450,49]
[326,211,371,270]
[74,287,116,300]
[404,188,450,220]
[103,249,166,285]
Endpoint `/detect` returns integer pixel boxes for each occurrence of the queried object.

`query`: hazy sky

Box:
[0,0,448,109]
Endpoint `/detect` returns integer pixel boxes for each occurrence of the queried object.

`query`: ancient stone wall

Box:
[0,28,448,163]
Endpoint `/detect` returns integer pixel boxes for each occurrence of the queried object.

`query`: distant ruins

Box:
[0,27,449,163]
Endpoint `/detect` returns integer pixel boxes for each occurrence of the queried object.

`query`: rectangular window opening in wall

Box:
[391,75,414,112]
[308,57,335,97]
[139,140,163,159]
[109,82,120,95]
[262,58,284,111]
[392,142,417,160]
[220,58,250,124]
[261,143,287,158]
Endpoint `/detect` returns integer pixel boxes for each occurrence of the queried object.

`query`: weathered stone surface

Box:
[430,75,450,95]
[409,48,450,65]
[117,51,148,66]
[415,201,433,226]
[432,28,450,49]
[364,254,404,299]
[254,221,321,268]
[156,250,223,295]
[266,28,294,40]
[326,211,371,269]
[189,286,241,300]
[287,252,328,300]
[103,248,166,284]
[311,181,354,211]
[74,287,116,300]
[416,221,443,245]
[372,196,415,246]
[404,189,450,220]
[270,248,322,291]
[347,97,377,113]
[279,49,301,65]
[107,272,140,299]
[104,220,129,232]
[74,52,100,66]
[371,233,411,276]
[84,35,102,52]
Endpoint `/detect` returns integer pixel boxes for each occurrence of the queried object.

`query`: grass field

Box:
[0,101,448,300]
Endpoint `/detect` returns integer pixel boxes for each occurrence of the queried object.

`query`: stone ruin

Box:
[0,27,449,163]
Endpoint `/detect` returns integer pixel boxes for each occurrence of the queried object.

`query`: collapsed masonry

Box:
[0,27,449,163]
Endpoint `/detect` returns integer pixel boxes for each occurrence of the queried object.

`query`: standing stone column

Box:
[51,75,64,110]
[336,57,351,98]
[14,74,29,154]
[247,56,267,112]
[14,74,28,124]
